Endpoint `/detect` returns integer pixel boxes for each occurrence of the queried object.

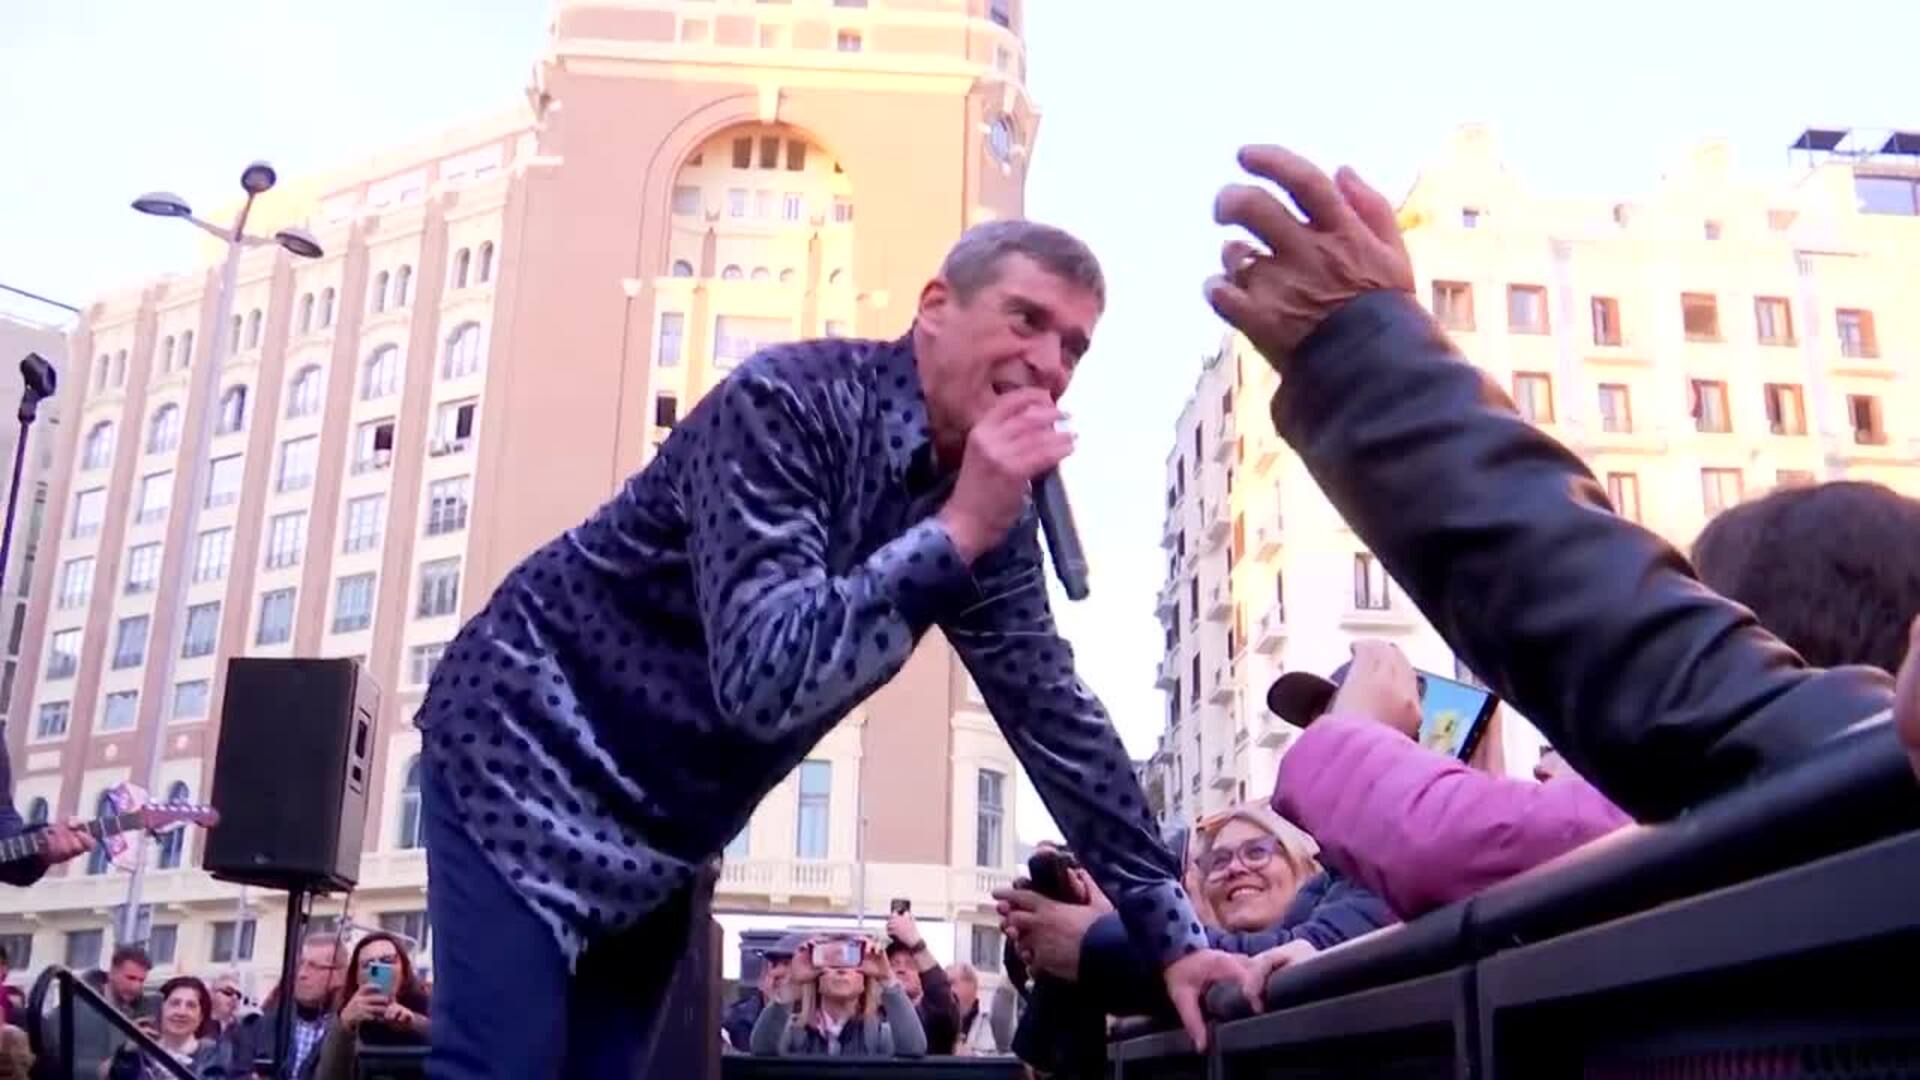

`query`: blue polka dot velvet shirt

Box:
[417,333,1206,969]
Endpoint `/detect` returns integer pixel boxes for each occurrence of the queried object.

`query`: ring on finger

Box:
[1230,249,1265,289]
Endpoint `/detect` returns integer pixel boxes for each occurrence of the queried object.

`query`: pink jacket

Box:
[1272,715,1634,919]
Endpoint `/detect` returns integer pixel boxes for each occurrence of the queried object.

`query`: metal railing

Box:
[26,965,196,1080]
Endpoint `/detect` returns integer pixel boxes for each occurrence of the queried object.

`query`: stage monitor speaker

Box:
[204,657,378,891]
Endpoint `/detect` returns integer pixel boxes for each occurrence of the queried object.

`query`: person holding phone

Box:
[313,932,431,1080]
[1268,641,1631,921]
[748,936,927,1058]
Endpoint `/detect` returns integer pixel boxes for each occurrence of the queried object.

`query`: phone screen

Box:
[366,962,395,995]
[1415,671,1498,761]
[811,940,863,969]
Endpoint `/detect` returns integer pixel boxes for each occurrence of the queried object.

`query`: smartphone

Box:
[889,897,911,915]
[810,939,864,969]
[1414,669,1499,761]
[365,960,396,996]
[1027,848,1081,904]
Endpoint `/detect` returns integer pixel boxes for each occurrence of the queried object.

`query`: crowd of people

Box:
[0,927,432,1078]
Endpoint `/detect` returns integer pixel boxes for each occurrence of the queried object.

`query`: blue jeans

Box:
[423,757,694,1078]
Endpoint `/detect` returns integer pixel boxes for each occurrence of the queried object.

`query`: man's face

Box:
[293,944,340,1007]
[916,253,1102,453]
[108,960,149,1004]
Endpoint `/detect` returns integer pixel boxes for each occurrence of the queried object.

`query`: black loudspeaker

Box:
[204,658,378,891]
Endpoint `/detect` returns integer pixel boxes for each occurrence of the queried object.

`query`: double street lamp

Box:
[118,162,323,944]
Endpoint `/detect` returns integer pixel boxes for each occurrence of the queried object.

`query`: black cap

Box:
[1265,661,1350,727]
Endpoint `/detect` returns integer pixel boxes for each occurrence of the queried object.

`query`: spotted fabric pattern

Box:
[416,333,1205,968]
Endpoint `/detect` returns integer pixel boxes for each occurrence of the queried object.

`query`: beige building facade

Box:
[2,0,1039,991]
[0,311,67,755]
[1148,126,1920,826]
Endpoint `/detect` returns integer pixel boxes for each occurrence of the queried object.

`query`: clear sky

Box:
[5,0,1917,843]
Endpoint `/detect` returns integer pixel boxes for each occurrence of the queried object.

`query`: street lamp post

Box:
[121,163,322,945]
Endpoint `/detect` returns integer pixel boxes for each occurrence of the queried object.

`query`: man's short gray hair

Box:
[939,220,1106,308]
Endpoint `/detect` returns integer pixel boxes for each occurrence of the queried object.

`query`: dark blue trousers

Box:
[422,758,694,1079]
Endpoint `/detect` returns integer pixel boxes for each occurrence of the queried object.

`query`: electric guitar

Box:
[0,801,221,869]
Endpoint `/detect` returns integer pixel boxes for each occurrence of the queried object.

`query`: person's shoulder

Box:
[728,336,893,399]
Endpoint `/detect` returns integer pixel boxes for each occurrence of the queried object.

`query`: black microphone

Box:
[19,353,56,423]
[1034,469,1089,601]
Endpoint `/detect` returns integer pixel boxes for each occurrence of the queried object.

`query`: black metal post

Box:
[271,886,312,1079]
[58,968,74,1080]
[0,353,55,606]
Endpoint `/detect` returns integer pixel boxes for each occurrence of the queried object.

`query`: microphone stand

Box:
[0,354,56,608]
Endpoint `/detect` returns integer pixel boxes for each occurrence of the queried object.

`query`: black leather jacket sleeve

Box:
[1275,290,1896,821]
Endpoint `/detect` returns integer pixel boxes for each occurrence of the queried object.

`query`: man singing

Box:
[418,221,1245,1078]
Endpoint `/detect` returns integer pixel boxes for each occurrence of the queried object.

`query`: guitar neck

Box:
[0,810,144,865]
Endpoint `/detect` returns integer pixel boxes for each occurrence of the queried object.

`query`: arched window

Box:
[112,350,127,386]
[93,355,109,393]
[750,267,770,282]
[477,242,495,283]
[159,335,176,372]
[721,265,743,281]
[82,422,115,471]
[287,365,324,418]
[394,265,413,308]
[86,791,115,875]
[442,323,483,379]
[319,289,336,328]
[217,385,249,435]
[670,260,695,278]
[362,345,399,400]
[25,798,48,826]
[156,781,191,869]
[778,269,795,284]
[451,249,471,289]
[371,272,390,314]
[229,316,243,355]
[179,330,194,369]
[396,757,423,849]
[828,268,845,286]
[147,404,182,454]
[244,309,263,349]
[298,293,315,333]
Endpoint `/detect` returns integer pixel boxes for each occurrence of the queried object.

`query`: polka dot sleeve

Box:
[944,522,1210,969]
[684,369,974,737]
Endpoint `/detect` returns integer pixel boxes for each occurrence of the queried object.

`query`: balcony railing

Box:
[1256,607,1286,653]
[1254,523,1281,561]
[1211,417,1236,461]
[717,858,853,903]
[1206,582,1231,621]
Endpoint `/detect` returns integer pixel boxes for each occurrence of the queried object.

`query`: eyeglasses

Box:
[1198,836,1280,878]
[214,987,240,998]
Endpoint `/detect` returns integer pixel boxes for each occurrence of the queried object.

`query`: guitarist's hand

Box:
[41,819,95,867]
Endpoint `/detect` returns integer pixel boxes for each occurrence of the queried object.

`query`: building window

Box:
[721,265,743,281]
[425,477,469,536]
[1855,174,1920,216]
[416,558,461,618]
[1353,553,1390,611]
[319,289,335,328]
[477,242,494,284]
[654,395,679,430]
[181,602,220,658]
[1431,281,1474,331]
[714,316,788,369]
[670,260,694,278]
[795,760,830,859]
[278,436,318,492]
[298,293,314,333]
[1753,297,1795,346]
[836,30,862,51]
[46,628,81,679]
[1763,383,1806,436]
[442,323,483,379]
[1777,469,1817,488]
[988,0,1012,27]
[971,925,1004,973]
[832,197,854,224]
[265,511,307,569]
[125,543,162,594]
[670,187,699,216]
[192,528,233,583]
[408,642,446,686]
[782,192,803,222]
[66,928,104,967]
[216,385,249,435]
[342,495,385,554]
[112,615,149,669]
[353,420,396,474]
[333,573,377,634]
[823,319,847,338]
[56,558,94,610]
[1703,220,1723,241]
[0,932,34,971]
[172,680,210,721]
[1690,380,1731,433]
[208,455,244,507]
[1507,285,1549,333]
[397,757,423,849]
[147,406,181,454]
[82,422,116,468]
[1511,372,1555,423]
[371,272,389,314]
[750,266,770,283]
[451,248,471,288]
[393,265,413,308]
[1461,207,1482,228]
[101,690,138,733]
[287,365,324,418]
[71,488,105,537]
[1848,395,1887,445]
[1597,383,1632,433]
[362,345,400,400]
[256,588,296,646]
[975,769,1005,867]
[1591,296,1622,346]
[1836,309,1879,358]
[134,471,172,526]
[1606,472,1642,522]
[433,401,477,455]
[35,702,70,740]
[156,781,192,868]
[378,911,430,951]
[727,189,748,218]
[1681,293,1720,341]
[158,335,176,372]
[1701,468,1744,515]
[657,313,684,367]
[210,920,257,963]
[178,329,194,367]
[145,925,178,966]
[244,309,262,349]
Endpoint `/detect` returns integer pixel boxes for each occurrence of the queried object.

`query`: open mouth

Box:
[1226,885,1265,904]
